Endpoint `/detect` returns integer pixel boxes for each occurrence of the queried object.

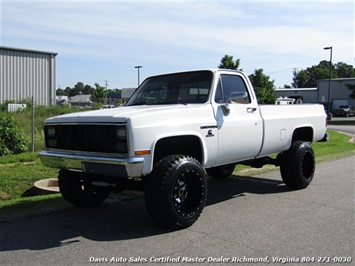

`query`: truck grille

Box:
[44,124,128,154]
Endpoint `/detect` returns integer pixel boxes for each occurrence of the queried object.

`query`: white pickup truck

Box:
[39,69,328,229]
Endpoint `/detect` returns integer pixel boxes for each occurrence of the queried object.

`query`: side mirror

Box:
[221,104,230,116]
[221,91,249,116]
[228,91,248,104]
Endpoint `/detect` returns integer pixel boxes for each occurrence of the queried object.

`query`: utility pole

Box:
[324,46,332,120]
[104,80,109,105]
[134,66,143,87]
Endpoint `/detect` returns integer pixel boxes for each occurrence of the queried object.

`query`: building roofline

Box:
[275,88,317,91]
[0,46,58,56]
[317,77,355,82]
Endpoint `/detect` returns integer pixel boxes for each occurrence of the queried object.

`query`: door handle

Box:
[247,107,257,113]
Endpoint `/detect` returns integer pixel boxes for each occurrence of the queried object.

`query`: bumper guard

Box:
[39,150,144,178]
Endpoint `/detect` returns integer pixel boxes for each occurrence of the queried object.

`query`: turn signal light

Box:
[135,150,151,155]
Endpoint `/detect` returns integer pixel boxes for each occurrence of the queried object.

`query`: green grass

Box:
[328,120,355,125]
[312,130,355,160]
[0,129,354,221]
[7,105,93,151]
[0,157,59,201]
[0,152,39,164]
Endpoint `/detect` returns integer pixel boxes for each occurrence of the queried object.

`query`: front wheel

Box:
[280,141,315,189]
[58,170,110,207]
[145,155,207,229]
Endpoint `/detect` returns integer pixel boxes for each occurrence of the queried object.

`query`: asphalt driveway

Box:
[0,156,354,265]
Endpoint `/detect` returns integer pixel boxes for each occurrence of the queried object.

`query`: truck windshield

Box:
[126,71,213,106]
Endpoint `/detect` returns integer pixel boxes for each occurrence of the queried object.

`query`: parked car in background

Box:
[332,105,355,117]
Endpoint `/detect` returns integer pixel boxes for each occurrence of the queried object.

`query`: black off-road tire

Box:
[145,155,207,229]
[206,164,236,179]
[58,170,110,207]
[280,141,315,189]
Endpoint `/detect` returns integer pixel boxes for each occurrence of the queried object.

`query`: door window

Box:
[215,74,250,104]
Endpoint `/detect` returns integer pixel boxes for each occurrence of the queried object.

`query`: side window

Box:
[214,74,250,104]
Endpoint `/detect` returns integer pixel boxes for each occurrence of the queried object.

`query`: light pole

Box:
[324,46,332,120]
[134,66,143,87]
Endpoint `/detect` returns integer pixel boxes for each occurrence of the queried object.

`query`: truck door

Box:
[212,73,263,165]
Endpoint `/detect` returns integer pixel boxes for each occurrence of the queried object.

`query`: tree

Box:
[335,62,355,77]
[249,69,276,104]
[64,86,72,96]
[218,54,242,71]
[56,88,66,96]
[91,83,107,104]
[59,83,94,97]
[83,84,94,95]
[0,113,28,155]
[292,61,355,88]
[292,69,308,88]
[70,82,85,96]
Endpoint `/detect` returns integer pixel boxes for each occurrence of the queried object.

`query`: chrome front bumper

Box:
[39,150,144,178]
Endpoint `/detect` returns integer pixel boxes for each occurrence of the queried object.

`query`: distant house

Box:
[107,93,121,106]
[121,88,136,101]
[69,94,92,107]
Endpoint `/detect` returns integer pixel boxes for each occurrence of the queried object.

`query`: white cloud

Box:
[2,1,353,88]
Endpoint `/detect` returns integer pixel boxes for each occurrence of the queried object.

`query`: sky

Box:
[1,0,354,90]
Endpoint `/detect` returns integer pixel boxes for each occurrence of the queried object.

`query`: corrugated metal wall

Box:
[0,47,57,106]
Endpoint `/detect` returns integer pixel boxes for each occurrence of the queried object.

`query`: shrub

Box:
[0,113,28,156]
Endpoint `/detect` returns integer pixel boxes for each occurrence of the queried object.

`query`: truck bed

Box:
[258,104,327,157]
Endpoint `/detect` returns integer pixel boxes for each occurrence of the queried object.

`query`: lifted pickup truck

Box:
[40,69,328,229]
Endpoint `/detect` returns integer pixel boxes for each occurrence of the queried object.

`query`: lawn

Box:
[0,103,92,153]
[0,157,58,200]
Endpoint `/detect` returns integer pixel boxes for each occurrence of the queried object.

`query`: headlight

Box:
[115,126,128,153]
[45,125,57,148]
[47,126,56,137]
[115,126,126,139]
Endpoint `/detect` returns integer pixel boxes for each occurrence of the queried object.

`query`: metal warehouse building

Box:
[0,46,57,106]
[275,78,355,110]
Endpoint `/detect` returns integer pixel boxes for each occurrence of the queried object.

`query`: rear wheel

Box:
[145,155,207,229]
[280,141,315,189]
[58,170,110,207]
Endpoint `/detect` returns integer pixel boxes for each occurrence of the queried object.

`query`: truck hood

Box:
[45,104,210,124]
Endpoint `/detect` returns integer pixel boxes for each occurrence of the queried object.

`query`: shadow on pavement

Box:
[0,174,289,252]
[206,174,288,206]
